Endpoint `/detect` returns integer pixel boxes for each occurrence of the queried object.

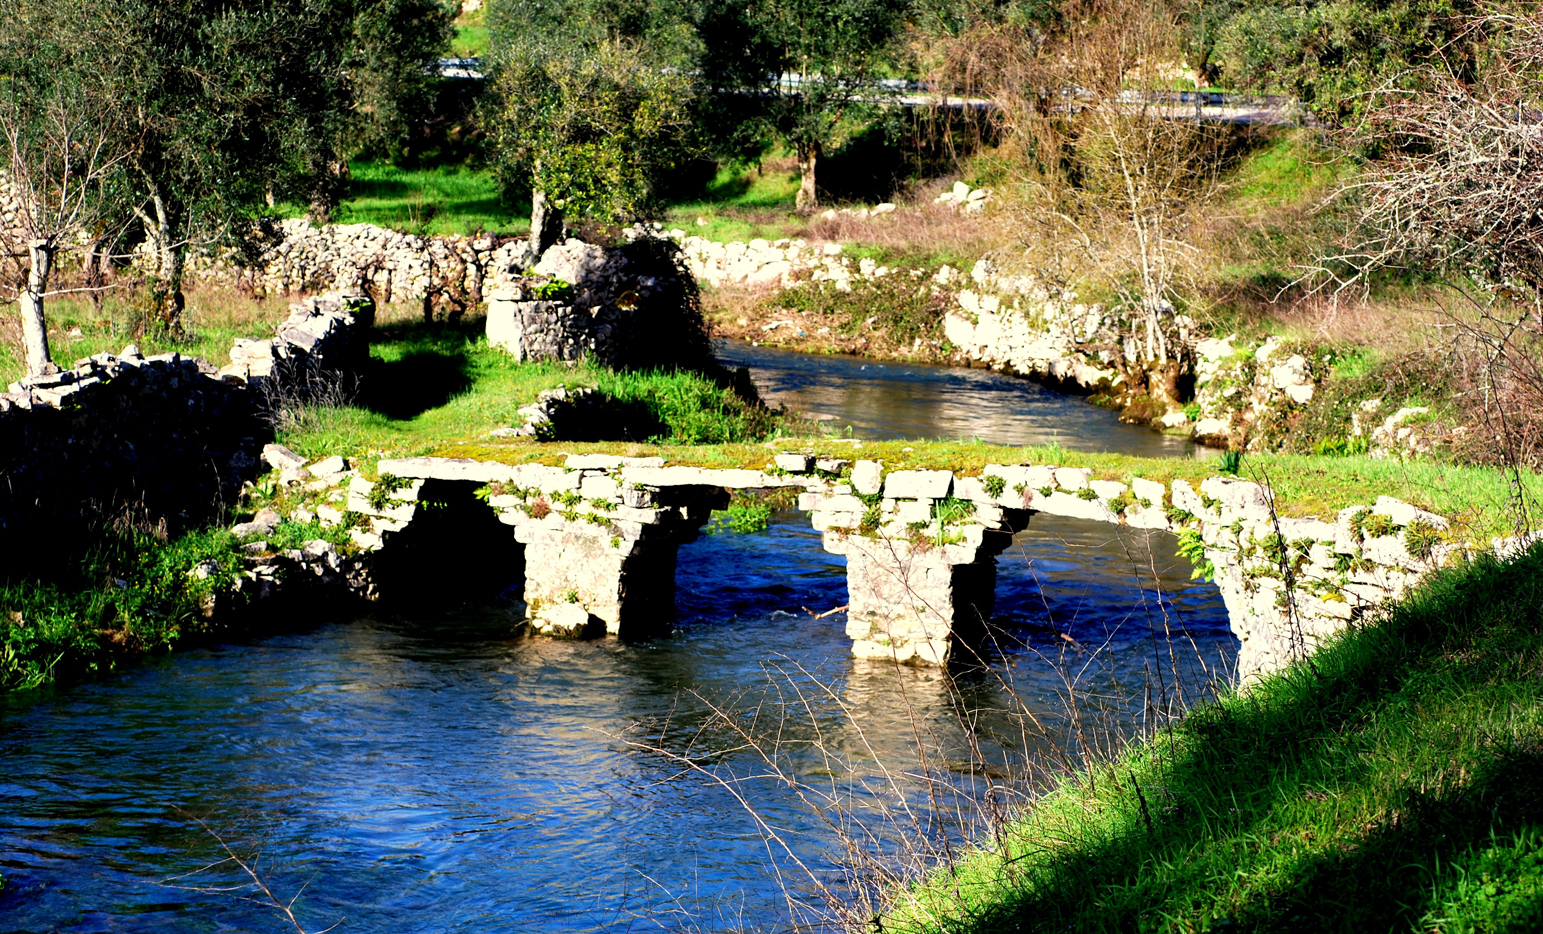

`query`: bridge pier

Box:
[504,495,721,637]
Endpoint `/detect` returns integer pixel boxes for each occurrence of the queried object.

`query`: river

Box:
[0,345,1232,933]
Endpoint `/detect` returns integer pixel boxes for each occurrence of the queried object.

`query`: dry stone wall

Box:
[174,219,534,306]
[0,290,374,564]
[0,348,265,562]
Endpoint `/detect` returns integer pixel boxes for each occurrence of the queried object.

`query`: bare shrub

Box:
[1322,4,1543,480]
[983,0,1242,408]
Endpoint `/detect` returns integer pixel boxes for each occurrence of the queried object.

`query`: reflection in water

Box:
[0,512,1233,932]
[720,341,1202,458]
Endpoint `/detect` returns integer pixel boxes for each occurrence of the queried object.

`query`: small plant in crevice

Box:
[1218,449,1244,476]
[982,474,1007,498]
[1176,526,1216,581]
[367,474,414,512]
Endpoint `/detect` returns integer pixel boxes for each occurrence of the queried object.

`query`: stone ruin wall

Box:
[0,290,374,562]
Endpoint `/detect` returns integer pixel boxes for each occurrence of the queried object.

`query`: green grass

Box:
[1226,129,1345,210]
[881,544,1543,933]
[0,527,246,691]
[450,7,487,57]
[274,317,780,463]
[331,160,526,236]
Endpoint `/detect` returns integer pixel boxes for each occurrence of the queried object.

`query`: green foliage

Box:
[0,526,248,691]
[1405,518,1442,560]
[1218,449,1243,476]
[532,278,576,301]
[1364,512,1397,538]
[1175,526,1215,581]
[1201,0,1474,122]
[367,473,414,511]
[887,545,1543,933]
[1075,487,1099,501]
[983,474,1007,498]
[696,0,910,204]
[347,0,456,154]
[484,34,695,224]
[706,497,774,534]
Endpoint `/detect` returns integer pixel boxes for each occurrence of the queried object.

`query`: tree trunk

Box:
[528,189,564,259]
[145,187,186,333]
[795,142,820,213]
[19,239,57,377]
[85,234,110,312]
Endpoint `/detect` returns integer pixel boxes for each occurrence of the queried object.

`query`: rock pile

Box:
[220,290,375,394]
[0,347,263,559]
[933,180,991,214]
[488,385,599,439]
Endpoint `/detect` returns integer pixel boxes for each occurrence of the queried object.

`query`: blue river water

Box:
[0,346,1232,933]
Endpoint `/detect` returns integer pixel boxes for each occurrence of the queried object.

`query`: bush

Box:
[0,526,247,691]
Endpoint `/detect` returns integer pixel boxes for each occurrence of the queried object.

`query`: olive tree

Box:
[484,32,695,255]
[697,0,909,211]
[0,0,128,376]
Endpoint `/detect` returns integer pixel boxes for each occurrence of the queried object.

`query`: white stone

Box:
[1053,467,1090,491]
[1089,480,1126,500]
[883,470,953,499]
[1372,496,1449,529]
[1131,477,1166,506]
[579,475,619,500]
[850,460,883,496]
[533,602,597,636]
[775,453,814,473]
[1193,417,1231,438]
[262,443,306,471]
[310,455,347,477]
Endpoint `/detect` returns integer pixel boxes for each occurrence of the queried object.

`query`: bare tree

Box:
[993,0,1228,409]
[0,67,126,376]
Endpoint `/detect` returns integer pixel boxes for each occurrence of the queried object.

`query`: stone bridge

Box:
[347,452,1452,682]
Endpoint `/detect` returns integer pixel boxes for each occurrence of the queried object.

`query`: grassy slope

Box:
[883,545,1543,933]
[0,286,295,386]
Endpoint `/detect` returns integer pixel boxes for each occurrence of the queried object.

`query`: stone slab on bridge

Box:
[349,453,1455,682]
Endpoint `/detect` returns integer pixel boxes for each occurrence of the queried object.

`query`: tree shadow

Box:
[357,323,475,420]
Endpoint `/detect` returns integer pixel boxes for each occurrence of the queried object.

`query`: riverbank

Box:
[878,542,1543,932]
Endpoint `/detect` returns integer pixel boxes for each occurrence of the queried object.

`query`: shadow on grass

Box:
[918,548,1543,933]
[358,322,475,420]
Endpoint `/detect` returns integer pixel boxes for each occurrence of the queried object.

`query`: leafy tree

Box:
[1198,0,1475,121]
[484,0,696,254]
[697,0,909,210]
[347,0,458,156]
[108,0,356,332]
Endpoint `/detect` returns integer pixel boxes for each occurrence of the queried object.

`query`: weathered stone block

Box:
[1053,467,1090,491]
[850,460,883,495]
[884,470,952,499]
[774,453,813,473]
[1089,479,1126,500]
[1131,476,1166,505]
